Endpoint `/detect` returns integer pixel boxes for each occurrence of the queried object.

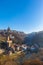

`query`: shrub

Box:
[23,59,42,65]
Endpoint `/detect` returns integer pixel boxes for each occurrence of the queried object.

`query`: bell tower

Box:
[7,27,12,47]
[7,35,12,47]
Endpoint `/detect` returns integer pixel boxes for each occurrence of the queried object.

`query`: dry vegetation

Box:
[0,52,43,65]
[22,50,43,65]
[0,50,43,65]
[22,59,43,65]
[0,35,6,42]
[0,52,25,65]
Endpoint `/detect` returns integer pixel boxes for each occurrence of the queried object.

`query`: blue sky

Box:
[0,0,43,33]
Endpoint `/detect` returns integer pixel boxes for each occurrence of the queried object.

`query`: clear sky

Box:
[0,0,43,33]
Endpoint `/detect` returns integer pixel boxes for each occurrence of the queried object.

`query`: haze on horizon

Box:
[0,0,43,33]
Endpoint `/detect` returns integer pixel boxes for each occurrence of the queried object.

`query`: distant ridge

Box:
[0,27,43,47]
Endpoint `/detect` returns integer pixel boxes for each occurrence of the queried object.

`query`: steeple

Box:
[7,27,12,47]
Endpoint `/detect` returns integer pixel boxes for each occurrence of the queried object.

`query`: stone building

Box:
[7,36,12,47]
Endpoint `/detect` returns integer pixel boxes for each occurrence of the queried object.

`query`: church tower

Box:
[7,27,12,47]
[7,35,12,47]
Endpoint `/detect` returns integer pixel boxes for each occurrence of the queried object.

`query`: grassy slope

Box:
[0,51,25,65]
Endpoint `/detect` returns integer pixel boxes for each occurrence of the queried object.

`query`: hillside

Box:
[23,31,43,47]
[0,28,43,48]
[0,27,26,44]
